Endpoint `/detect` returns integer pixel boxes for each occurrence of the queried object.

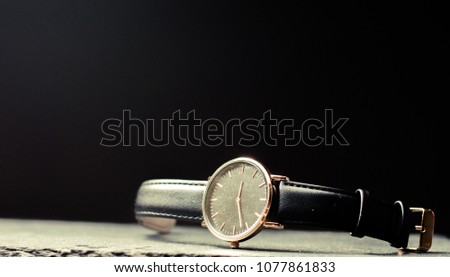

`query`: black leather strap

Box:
[276,181,359,231]
[276,180,414,248]
[134,179,205,222]
[134,178,414,248]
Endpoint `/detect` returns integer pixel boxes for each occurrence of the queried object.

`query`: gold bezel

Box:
[202,157,273,243]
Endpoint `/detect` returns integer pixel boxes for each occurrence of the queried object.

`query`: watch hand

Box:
[236,181,244,228]
[237,180,244,199]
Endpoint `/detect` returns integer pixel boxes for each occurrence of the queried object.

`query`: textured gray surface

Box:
[1,218,449,257]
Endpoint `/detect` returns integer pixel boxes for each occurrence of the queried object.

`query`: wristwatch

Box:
[134,157,435,251]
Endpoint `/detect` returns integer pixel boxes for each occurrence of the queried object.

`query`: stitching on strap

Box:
[283,181,332,192]
[144,182,205,186]
[282,181,351,196]
[136,210,202,221]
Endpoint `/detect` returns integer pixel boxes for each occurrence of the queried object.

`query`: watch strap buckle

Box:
[402,207,435,252]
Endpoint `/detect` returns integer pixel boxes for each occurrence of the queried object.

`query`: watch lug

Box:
[270,175,290,182]
[263,221,284,229]
[201,220,207,228]
[230,241,239,249]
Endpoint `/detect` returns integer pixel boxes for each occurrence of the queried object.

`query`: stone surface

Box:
[1,218,449,257]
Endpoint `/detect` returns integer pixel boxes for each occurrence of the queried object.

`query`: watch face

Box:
[202,157,272,242]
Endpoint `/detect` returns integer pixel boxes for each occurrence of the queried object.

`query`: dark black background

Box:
[0,1,447,234]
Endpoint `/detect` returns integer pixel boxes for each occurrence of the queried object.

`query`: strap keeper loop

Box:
[351,189,370,238]
[390,200,407,248]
